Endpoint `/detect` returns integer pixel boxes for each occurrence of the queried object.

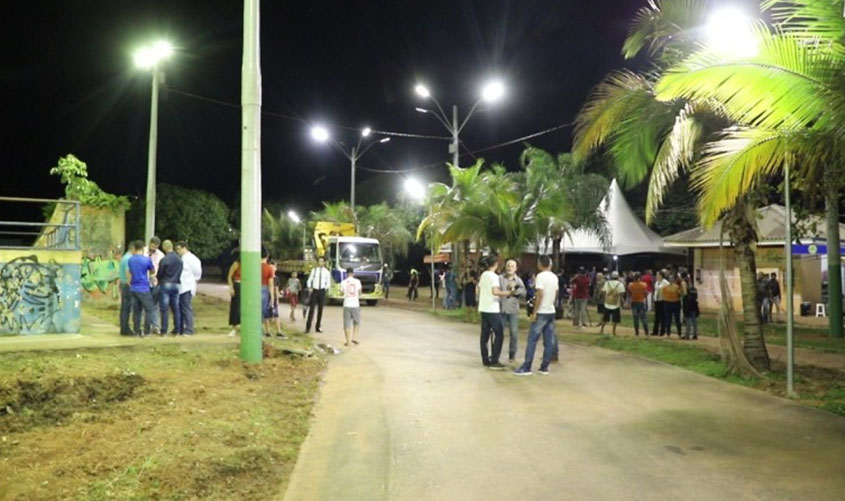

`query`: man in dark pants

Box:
[477,255,513,370]
[381,263,391,299]
[306,256,330,333]
[156,239,183,336]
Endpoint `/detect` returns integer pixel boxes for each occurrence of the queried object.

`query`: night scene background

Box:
[3,0,652,217]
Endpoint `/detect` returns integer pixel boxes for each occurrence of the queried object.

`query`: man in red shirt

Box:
[570,267,591,327]
[642,269,655,311]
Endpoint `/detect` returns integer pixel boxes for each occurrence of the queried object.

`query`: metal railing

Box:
[0,197,80,250]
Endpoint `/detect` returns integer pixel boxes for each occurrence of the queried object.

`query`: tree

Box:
[573,0,770,372]
[357,203,415,268]
[49,154,130,210]
[262,208,302,262]
[653,0,844,337]
[152,184,234,260]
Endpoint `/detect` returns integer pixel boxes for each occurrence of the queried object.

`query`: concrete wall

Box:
[0,249,82,334]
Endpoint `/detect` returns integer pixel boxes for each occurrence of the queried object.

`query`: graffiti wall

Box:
[0,250,81,335]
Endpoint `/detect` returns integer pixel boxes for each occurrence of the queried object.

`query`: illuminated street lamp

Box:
[134,39,173,244]
[288,210,307,258]
[310,125,390,211]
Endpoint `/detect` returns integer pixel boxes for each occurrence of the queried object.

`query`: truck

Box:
[277,221,385,305]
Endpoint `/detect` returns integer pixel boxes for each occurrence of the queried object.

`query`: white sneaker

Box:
[227,330,237,337]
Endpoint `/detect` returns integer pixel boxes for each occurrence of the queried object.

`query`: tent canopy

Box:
[559,179,683,256]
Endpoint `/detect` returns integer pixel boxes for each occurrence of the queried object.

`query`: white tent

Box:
[557,179,684,256]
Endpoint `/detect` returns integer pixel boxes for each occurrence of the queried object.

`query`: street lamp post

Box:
[311,126,390,211]
[134,40,173,244]
[414,80,504,276]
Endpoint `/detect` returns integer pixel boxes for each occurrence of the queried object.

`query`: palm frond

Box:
[622,0,710,60]
[656,25,845,131]
[763,0,845,46]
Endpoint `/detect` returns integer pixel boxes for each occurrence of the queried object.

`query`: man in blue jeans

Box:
[514,255,559,376]
[127,240,156,336]
[118,246,133,335]
[499,259,526,363]
[156,239,183,336]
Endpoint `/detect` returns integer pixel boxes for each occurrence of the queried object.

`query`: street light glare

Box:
[404,178,426,201]
[414,107,429,114]
[133,40,173,69]
[379,137,391,143]
[415,84,431,98]
[287,210,301,223]
[311,125,329,142]
[482,80,505,102]
[706,8,758,58]
[362,127,371,137]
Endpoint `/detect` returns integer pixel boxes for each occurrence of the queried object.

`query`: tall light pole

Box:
[310,125,390,211]
[405,177,436,310]
[414,80,505,275]
[134,40,173,244]
[240,0,263,363]
[288,210,307,259]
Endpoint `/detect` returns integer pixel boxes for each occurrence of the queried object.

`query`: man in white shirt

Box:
[514,255,559,376]
[340,267,363,346]
[306,256,331,333]
[477,255,514,370]
[145,237,166,334]
[175,241,202,335]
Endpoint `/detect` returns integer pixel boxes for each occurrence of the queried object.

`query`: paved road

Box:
[281,304,845,500]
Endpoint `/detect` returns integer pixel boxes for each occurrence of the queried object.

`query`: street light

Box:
[134,39,173,245]
[310,125,390,211]
[405,177,436,309]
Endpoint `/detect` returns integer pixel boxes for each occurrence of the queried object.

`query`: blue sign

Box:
[791,244,845,255]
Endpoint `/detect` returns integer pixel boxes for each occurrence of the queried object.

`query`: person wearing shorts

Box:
[340,267,363,346]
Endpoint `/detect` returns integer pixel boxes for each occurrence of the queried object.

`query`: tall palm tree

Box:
[573,0,770,371]
[357,203,415,268]
[311,201,356,224]
[262,208,302,261]
[654,0,844,337]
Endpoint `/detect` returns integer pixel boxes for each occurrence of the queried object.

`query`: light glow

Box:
[379,137,391,143]
[481,80,505,102]
[705,8,758,58]
[362,127,371,137]
[311,125,329,142]
[404,178,426,201]
[415,84,431,98]
[287,210,301,223]
[133,40,173,69]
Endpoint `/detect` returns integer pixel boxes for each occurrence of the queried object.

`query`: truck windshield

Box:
[338,242,381,271]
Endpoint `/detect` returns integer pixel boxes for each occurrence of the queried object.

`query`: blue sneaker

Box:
[538,367,550,375]
[513,367,532,376]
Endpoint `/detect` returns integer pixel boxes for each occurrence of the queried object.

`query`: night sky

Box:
[3,0,644,214]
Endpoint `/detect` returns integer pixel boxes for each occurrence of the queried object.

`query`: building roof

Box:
[664,204,844,247]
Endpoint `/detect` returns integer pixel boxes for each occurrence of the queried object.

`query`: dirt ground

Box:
[0,342,324,500]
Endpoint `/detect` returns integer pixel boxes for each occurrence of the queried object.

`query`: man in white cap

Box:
[599,270,625,336]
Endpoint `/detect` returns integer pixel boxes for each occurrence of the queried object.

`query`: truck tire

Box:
[366,300,378,306]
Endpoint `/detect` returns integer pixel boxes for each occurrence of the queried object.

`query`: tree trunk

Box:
[552,237,562,271]
[825,179,843,338]
[726,198,771,371]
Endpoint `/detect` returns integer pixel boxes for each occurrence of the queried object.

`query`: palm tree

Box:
[653,0,844,337]
[520,147,610,269]
[357,203,415,269]
[311,201,356,224]
[262,208,302,261]
[573,0,770,371]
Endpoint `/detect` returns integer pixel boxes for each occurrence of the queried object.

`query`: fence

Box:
[0,197,80,250]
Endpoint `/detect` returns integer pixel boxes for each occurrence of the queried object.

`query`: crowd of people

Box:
[120,237,203,337]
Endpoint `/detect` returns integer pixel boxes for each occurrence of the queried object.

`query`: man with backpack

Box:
[598,270,625,336]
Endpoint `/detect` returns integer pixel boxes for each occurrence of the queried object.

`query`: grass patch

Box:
[0,300,325,499]
[85,293,234,335]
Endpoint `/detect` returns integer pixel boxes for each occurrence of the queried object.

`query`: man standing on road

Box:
[175,241,202,335]
[118,245,133,335]
[340,267,363,346]
[514,255,559,376]
[627,272,649,336]
[769,272,782,322]
[478,256,513,370]
[306,256,330,333]
[146,237,165,334]
[598,271,625,336]
[127,240,156,336]
[571,267,590,328]
[500,259,526,363]
[381,263,391,300]
[156,239,183,336]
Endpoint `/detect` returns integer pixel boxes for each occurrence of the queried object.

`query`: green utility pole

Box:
[240,0,262,363]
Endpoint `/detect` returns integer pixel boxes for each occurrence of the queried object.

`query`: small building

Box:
[664,204,845,312]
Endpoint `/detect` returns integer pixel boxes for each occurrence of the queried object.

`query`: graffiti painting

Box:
[81,255,120,299]
[0,255,63,334]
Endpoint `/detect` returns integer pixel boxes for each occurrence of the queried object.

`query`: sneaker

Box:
[538,367,550,375]
[276,333,288,339]
[316,328,324,333]
[227,330,237,337]
[487,362,506,371]
[512,367,532,376]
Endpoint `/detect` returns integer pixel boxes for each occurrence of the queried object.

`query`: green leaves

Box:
[49,154,130,210]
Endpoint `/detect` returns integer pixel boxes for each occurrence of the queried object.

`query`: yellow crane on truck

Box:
[277,221,385,305]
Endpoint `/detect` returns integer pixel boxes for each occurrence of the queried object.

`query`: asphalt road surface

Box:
[268,301,845,500]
